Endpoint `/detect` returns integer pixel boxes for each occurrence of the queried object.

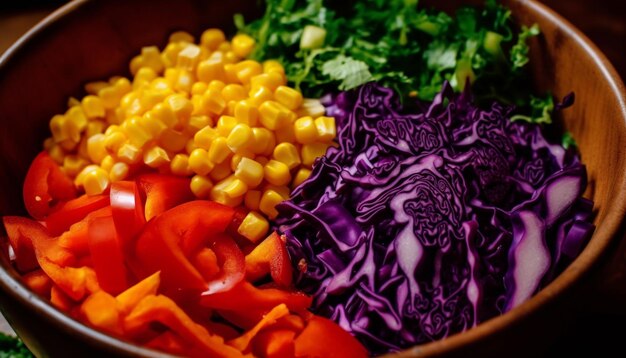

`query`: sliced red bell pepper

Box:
[79,291,123,335]
[205,234,245,295]
[124,294,246,358]
[22,269,52,298]
[116,271,161,315]
[145,331,188,356]
[200,281,312,315]
[88,215,131,295]
[294,316,368,358]
[45,194,110,236]
[245,232,293,287]
[132,201,234,293]
[228,303,289,351]
[58,206,112,256]
[252,329,296,358]
[110,181,146,247]
[137,174,193,221]
[3,216,39,272]
[203,321,240,341]
[50,284,76,312]
[194,248,220,281]
[22,151,76,220]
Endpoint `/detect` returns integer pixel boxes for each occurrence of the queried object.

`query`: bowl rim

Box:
[0,0,625,357]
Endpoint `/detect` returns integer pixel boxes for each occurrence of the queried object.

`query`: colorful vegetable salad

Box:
[1,0,594,357]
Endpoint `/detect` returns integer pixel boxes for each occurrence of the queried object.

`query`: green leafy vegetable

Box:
[236,0,552,123]
[0,333,33,358]
[562,131,577,149]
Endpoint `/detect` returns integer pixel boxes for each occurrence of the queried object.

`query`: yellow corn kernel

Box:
[223,51,239,64]
[43,137,54,151]
[66,106,88,142]
[124,117,153,148]
[217,42,231,52]
[194,126,219,150]
[223,64,239,84]
[248,85,274,107]
[297,98,326,118]
[264,160,291,186]
[73,164,97,187]
[187,115,212,134]
[141,88,172,112]
[113,78,132,94]
[140,46,164,73]
[161,42,182,68]
[315,116,336,142]
[250,73,284,91]
[258,101,295,130]
[105,108,123,125]
[225,100,237,116]
[109,162,129,182]
[104,131,127,154]
[188,148,214,176]
[255,156,269,166]
[251,128,276,156]
[216,115,238,137]
[86,134,107,163]
[244,190,261,211]
[185,138,197,155]
[292,168,312,189]
[174,69,194,94]
[237,211,269,243]
[77,137,90,160]
[208,80,226,93]
[294,116,318,144]
[231,34,255,58]
[230,150,254,171]
[158,129,188,153]
[301,142,329,167]
[133,67,158,89]
[165,94,193,125]
[58,139,78,152]
[273,143,301,170]
[82,95,105,118]
[150,103,177,129]
[274,86,303,111]
[191,82,208,95]
[143,145,170,168]
[226,123,253,153]
[82,167,110,196]
[208,137,231,164]
[100,156,115,171]
[138,112,168,137]
[190,175,213,198]
[62,155,87,178]
[234,60,263,85]
[222,178,248,198]
[176,44,201,71]
[130,55,144,75]
[170,154,193,176]
[99,87,122,109]
[209,160,232,181]
[117,143,142,164]
[234,100,259,127]
[259,189,283,219]
[221,84,246,102]
[48,144,65,164]
[263,60,285,74]
[234,157,264,188]
[200,89,226,116]
[197,53,225,83]
[85,81,109,95]
[169,31,194,43]
[263,184,290,200]
[49,115,67,142]
[274,122,296,143]
[86,120,106,137]
[200,28,226,50]
[120,92,142,117]
[210,176,244,207]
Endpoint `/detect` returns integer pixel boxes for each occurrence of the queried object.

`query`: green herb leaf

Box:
[321,55,374,90]
[0,333,33,358]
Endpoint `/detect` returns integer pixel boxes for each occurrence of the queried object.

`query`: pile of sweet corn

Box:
[43,29,336,242]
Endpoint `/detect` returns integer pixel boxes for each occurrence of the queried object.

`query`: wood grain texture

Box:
[0,0,624,357]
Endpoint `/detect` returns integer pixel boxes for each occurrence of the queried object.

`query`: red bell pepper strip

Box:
[205,234,245,295]
[294,316,368,358]
[79,291,123,335]
[116,271,160,315]
[145,331,189,356]
[245,232,293,287]
[194,248,220,281]
[50,284,76,312]
[124,294,246,358]
[58,206,112,256]
[110,181,146,247]
[22,151,76,220]
[228,303,289,351]
[203,322,240,341]
[88,215,131,295]
[137,174,194,221]
[3,216,39,272]
[45,194,109,236]
[201,281,312,314]
[22,269,52,298]
[252,329,296,358]
[132,201,234,293]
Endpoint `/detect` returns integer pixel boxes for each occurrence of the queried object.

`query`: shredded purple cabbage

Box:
[276,83,594,354]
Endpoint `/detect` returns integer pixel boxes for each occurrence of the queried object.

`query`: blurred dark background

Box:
[1,0,625,355]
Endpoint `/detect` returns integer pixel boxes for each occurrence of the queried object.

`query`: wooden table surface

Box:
[1,0,625,355]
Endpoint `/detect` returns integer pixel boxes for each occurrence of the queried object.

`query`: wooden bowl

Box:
[0,0,624,357]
